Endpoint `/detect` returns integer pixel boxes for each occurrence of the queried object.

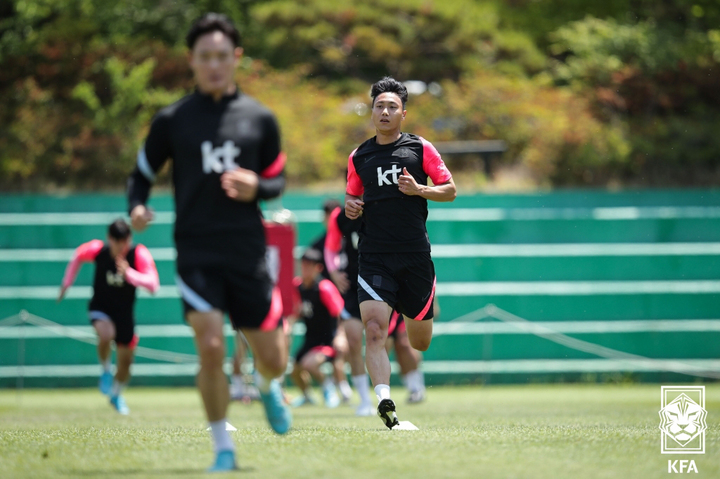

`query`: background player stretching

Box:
[58,219,159,415]
[126,13,290,471]
[345,77,456,428]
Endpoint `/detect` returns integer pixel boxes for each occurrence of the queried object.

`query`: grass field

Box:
[0,384,718,479]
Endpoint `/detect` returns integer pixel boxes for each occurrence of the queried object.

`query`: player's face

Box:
[108,236,130,258]
[189,31,242,95]
[300,260,322,283]
[371,92,406,134]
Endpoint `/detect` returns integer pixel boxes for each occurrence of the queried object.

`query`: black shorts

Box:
[341,279,361,320]
[176,261,282,331]
[295,336,336,363]
[357,252,435,321]
[89,310,138,348]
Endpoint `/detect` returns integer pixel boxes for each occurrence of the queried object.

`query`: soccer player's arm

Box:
[123,244,159,294]
[324,207,350,293]
[345,150,364,219]
[127,111,172,230]
[398,137,457,202]
[319,279,345,321]
[58,239,104,301]
[256,113,286,200]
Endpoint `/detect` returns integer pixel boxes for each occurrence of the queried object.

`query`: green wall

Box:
[1,190,719,387]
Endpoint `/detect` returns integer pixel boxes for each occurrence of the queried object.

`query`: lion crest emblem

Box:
[659,393,707,447]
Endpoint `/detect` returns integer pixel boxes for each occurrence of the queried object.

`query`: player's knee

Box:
[364,320,386,346]
[198,336,225,369]
[408,334,431,352]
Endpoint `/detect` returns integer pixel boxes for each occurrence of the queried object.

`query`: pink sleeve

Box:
[260,152,286,179]
[324,207,343,274]
[319,279,344,318]
[62,240,104,288]
[124,244,159,293]
[421,137,452,185]
[346,149,364,197]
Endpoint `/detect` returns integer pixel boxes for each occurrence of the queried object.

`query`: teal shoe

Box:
[109,394,130,415]
[207,450,238,472]
[323,383,340,409]
[99,371,113,396]
[259,380,292,434]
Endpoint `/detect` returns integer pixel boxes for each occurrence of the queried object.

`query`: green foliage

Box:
[250,0,545,80]
[3,0,720,189]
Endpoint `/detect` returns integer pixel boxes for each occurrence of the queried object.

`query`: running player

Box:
[324,204,374,415]
[344,77,456,429]
[289,248,345,408]
[229,332,260,402]
[126,13,290,471]
[58,219,159,415]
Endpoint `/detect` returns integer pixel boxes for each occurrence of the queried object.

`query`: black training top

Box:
[127,88,285,271]
[346,133,452,253]
[90,245,137,322]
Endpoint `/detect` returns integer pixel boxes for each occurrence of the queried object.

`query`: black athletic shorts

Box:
[89,310,138,348]
[357,251,435,321]
[175,260,282,331]
[294,335,336,363]
[341,279,361,320]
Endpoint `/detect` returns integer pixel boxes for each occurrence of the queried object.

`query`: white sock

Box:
[374,384,391,402]
[322,377,335,390]
[254,371,271,393]
[101,358,112,373]
[338,379,352,399]
[352,374,371,405]
[111,380,127,397]
[419,370,426,389]
[231,374,243,389]
[209,419,235,453]
[406,369,421,392]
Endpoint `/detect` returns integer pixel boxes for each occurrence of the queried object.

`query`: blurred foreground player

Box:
[58,219,159,415]
[290,248,345,408]
[345,77,456,428]
[126,13,290,471]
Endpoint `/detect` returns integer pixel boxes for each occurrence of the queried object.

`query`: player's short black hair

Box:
[322,198,341,215]
[371,76,408,108]
[301,248,324,264]
[186,13,241,50]
[108,219,131,240]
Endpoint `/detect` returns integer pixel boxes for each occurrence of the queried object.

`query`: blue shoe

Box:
[323,383,340,409]
[99,371,113,395]
[110,394,130,415]
[207,450,238,472]
[291,394,316,408]
[259,380,292,434]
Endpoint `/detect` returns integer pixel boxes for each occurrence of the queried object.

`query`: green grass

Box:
[1,384,718,479]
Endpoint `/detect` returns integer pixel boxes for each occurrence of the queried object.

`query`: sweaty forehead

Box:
[193,31,235,53]
[374,92,403,105]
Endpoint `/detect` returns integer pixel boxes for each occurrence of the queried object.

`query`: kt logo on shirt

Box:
[202,140,240,174]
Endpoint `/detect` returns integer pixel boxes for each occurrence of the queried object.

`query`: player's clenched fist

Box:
[221,167,259,202]
[130,205,154,232]
[345,197,364,220]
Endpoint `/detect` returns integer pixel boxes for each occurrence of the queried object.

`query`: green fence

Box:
[1,190,719,387]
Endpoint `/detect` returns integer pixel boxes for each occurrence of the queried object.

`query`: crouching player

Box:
[290,248,345,408]
[58,219,159,414]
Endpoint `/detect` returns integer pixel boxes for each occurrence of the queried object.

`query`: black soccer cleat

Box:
[377,398,400,429]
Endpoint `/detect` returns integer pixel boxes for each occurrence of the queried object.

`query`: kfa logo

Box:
[667,460,698,474]
[659,386,707,454]
[106,271,125,287]
[377,164,402,186]
[202,140,240,174]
